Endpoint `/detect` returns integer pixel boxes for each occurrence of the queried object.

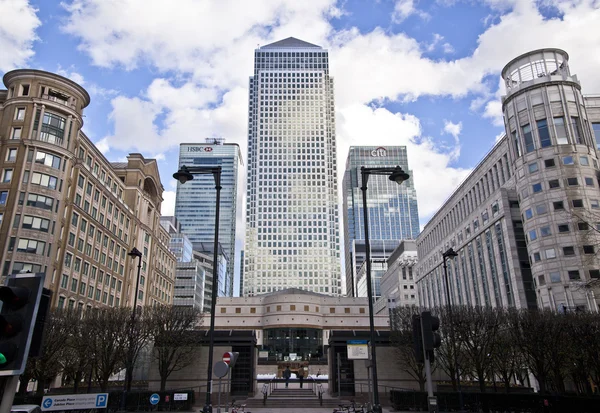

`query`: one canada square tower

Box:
[243,37,342,296]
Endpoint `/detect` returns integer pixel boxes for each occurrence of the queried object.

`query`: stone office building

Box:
[416,49,600,312]
[0,69,176,309]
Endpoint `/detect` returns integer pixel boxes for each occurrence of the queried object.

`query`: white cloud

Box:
[0,0,40,72]
[161,190,176,216]
[443,120,462,139]
[62,0,600,222]
[392,0,430,23]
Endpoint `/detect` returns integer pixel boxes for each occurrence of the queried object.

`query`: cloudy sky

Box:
[3,0,600,292]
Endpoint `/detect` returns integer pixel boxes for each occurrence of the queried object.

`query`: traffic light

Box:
[421,311,441,363]
[0,273,44,376]
[412,314,424,363]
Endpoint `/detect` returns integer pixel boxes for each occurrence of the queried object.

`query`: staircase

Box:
[242,388,345,409]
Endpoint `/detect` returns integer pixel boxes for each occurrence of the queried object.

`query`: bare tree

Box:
[389,306,427,391]
[123,307,154,391]
[85,307,130,391]
[148,305,202,391]
[453,306,502,392]
[434,306,465,392]
[24,308,72,395]
[507,309,555,394]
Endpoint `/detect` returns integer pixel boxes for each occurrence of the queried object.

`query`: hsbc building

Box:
[175,140,243,299]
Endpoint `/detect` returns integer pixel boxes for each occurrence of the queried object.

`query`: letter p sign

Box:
[96,394,107,408]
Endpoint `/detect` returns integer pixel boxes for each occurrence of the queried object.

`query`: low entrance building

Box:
[148,289,425,401]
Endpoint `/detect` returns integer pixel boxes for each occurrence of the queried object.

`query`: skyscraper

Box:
[174,139,242,297]
[343,146,420,297]
[243,37,341,296]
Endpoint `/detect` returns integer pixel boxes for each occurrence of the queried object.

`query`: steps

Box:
[241,388,346,409]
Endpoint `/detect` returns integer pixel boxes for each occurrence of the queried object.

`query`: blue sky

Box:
[2,0,600,293]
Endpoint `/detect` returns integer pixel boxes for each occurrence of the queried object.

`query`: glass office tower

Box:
[174,140,242,297]
[343,146,420,297]
[243,37,342,296]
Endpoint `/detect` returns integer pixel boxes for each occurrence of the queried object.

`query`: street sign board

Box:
[41,393,108,411]
[214,360,229,378]
[223,352,231,365]
[149,393,160,405]
[347,340,369,360]
[174,393,188,401]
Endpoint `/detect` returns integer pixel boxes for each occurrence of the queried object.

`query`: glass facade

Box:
[174,142,242,297]
[244,38,341,296]
[343,146,420,296]
[262,327,323,361]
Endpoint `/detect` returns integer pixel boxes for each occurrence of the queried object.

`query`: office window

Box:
[557,224,570,233]
[528,162,538,173]
[15,108,25,120]
[548,179,560,189]
[523,124,535,153]
[549,271,561,283]
[532,182,542,193]
[31,172,58,189]
[11,127,22,139]
[6,149,17,162]
[578,222,589,231]
[538,275,546,286]
[545,248,556,259]
[0,191,8,205]
[535,204,547,215]
[39,112,66,144]
[540,226,551,237]
[544,158,556,168]
[563,156,574,165]
[553,201,564,210]
[563,246,575,256]
[593,122,600,149]
[589,270,600,279]
[35,151,61,169]
[2,169,13,183]
[528,229,537,241]
[567,177,578,186]
[537,119,551,147]
[554,117,568,144]
[583,245,595,254]
[572,199,583,208]
[569,270,581,280]
[585,177,594,187]
[524,208,533,220]
[580,156,589,166]
[532,252,541,262]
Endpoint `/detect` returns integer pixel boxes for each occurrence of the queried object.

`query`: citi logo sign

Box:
[371,147,387,157]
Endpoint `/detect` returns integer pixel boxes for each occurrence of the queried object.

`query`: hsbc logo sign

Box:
[187,147,213,152]
[370,147,387,157]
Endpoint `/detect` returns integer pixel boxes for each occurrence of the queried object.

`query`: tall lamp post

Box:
[122,247,143,408]
[173,165,222,413]
[442,247,463,411]
[361,165,410,413]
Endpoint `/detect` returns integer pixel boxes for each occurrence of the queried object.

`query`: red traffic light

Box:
[0,314,23,338]
[0,286,30,310]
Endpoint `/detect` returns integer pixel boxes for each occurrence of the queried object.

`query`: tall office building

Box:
[243,37,342,296]
[343,146,420,297]
[174,139,242,297]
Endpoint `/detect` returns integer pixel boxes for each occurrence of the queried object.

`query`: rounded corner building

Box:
[501,48,600,311]
[415,49,600,312]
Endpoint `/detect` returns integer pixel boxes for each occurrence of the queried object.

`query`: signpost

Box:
[214,361,230,413]
[149,393,160,406]
[222,352,238,412]
[174,393,188,401]
[41,393,108,411]
[347,340,369,360]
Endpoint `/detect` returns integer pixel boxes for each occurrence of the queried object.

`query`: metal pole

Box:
[337,352,341,397]
[0,376,19,413]
[204,170,222,413]
[122,252,143,409]
[360,168,382,413]
[442,256,463,411]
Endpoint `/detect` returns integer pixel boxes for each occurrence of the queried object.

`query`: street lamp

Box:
[173,165,222,413]
[442,247,464,411]
[360,165,410,413]
[122,247,143,408]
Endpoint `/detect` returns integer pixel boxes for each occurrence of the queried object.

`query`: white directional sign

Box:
[174,393,188,401]
[41,393,108,411]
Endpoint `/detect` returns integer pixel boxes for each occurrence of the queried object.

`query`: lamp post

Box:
[360,165,410,413]
[173,165,222,413]
[442,247,464,411]
[122,247,143,408]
